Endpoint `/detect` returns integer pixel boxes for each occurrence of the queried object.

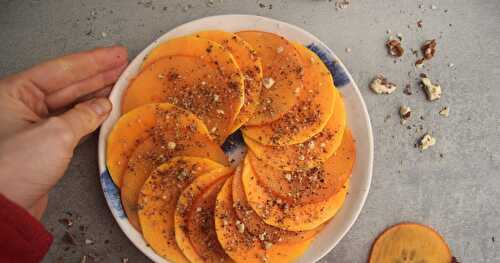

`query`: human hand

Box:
[0,46,128,219]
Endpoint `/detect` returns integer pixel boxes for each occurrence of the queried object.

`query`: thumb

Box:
[58,97,112,146]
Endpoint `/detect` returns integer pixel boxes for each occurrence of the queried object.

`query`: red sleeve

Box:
[0,194,53,263]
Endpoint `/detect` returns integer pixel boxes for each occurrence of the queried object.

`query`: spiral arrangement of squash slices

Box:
[106,30,357,263]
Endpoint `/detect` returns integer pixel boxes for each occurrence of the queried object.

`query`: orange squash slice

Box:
[369,223,453,263]
[241,155,348,231]
[137,157,224,263]
[250,129,355,204]
[175,168,234,263]
[106,103,210,187]
[236,31,304,126]
[215,179,316,263]
[123,54,243,143]
[231,166,320,244]
[242,43,335,146]
[194,31,263,133]
[121,135,227,230]
[244,94,346,171]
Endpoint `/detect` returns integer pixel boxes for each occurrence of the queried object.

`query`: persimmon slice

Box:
[241,155,348,231]
[106,103,210,187]
[244,93,346,171]
[231,166,319,244]
[121,135,227,230]
[175,168,234,263]
[194,31,263,133]
[137,157,225,263]
[242,43,335,146]
[236,31,304,126]
[250,129,355,204]
[123,55,243,143]
[215,179,316,263]
[369,223,453,263]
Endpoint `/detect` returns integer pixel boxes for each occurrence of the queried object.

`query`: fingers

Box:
[56,98,112,148]
[20,46,128,93]
[45,63,126,111]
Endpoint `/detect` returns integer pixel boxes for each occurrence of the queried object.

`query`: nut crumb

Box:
[399,106,411,120]
[421,77,442,101]
[370,75,398,94]
[421,39,437,60]
[276,46,284,53]
[85,239,94,245]
[122,258,129,263]
[418,133,436,151]
[235,220,245,233]
[415,58,425,68]
[439,106,449,117]
[386,39,404,57]
[345,47,352,53]
[448,63,455,68]
[403,84,412,95]
[284,173,292,182]
[263,241,273,250]
[263,77,275,89]
[157,73,165,79]
[167,141,176,150]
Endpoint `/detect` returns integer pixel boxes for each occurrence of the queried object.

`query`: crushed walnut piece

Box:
[421,77,442,101]
[421,39,437,60]
[263,77,275,89]
[167,141,176,150]
[370,74,398,94]
[418,133,436,151]
[235,220,245,233]
[399,106,411,120]
[439,106,449,117]
[386,39,404,57]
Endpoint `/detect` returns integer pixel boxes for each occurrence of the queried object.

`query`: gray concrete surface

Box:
[1,0,499,262]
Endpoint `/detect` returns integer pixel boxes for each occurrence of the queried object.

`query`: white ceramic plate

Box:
[98,14,373,263]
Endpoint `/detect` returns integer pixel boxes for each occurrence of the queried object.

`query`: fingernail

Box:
[89,98,112,116]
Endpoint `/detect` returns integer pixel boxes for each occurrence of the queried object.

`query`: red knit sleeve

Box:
[0,194,53,263]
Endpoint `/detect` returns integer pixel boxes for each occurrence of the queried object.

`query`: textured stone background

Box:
[0,0,499,262]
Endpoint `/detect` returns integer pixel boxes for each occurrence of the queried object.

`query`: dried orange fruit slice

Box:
[369,223,453,263]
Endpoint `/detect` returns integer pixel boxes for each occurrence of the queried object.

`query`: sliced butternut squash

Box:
[250,129,355,204]
[236,31,304,126]
[175,168,234,263]
[242,43,335,146]
[215,179,316,263]
[194,31,263,133]
[123,55,243,144]
[369,223,452,263]
[106,103,209,187]
[231,166,320,244]
[121,136,227,231]
[244,94,347,171]
[241,155,348,231]
[138,157,224,263]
